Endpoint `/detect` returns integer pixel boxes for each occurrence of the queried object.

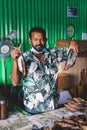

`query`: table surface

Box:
[0,93,86,130]
[0,106,83,130]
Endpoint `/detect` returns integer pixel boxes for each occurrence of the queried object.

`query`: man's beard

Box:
[33,44,45,52]
[31,44,46,54]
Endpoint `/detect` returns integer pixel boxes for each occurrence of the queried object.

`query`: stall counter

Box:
[0,93,87,130]
[0,105,84,130]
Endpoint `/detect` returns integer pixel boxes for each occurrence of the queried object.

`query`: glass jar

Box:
[0,100,8,119]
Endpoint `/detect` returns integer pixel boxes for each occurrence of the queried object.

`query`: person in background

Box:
[11,27,78,114]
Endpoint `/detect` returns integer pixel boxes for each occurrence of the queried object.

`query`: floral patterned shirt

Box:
[18,48,68,114]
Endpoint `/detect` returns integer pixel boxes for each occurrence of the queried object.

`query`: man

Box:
[11,27,78,114]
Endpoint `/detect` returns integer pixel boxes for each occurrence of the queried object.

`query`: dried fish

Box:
[64,49,77,70]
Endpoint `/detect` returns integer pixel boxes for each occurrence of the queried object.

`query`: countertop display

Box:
[0,95,87,130]
[0,106,85,130]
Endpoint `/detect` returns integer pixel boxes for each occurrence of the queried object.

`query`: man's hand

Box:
[11,48,21,60]
[64,41,78,70]
[68,40,78,54]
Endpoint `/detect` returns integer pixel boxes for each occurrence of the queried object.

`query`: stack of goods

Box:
[53,114,87,130]
[64,97,87,113]
[52,97,87,130]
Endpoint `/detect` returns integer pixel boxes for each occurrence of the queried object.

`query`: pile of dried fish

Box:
[64,97,87,112]
[53,114,87,130]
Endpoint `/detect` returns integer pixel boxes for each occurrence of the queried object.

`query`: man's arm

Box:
[68,40,78,54]
[11,59,21,86]
[10,48,21,86]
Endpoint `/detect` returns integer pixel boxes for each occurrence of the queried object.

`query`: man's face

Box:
[29,32,46,51]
